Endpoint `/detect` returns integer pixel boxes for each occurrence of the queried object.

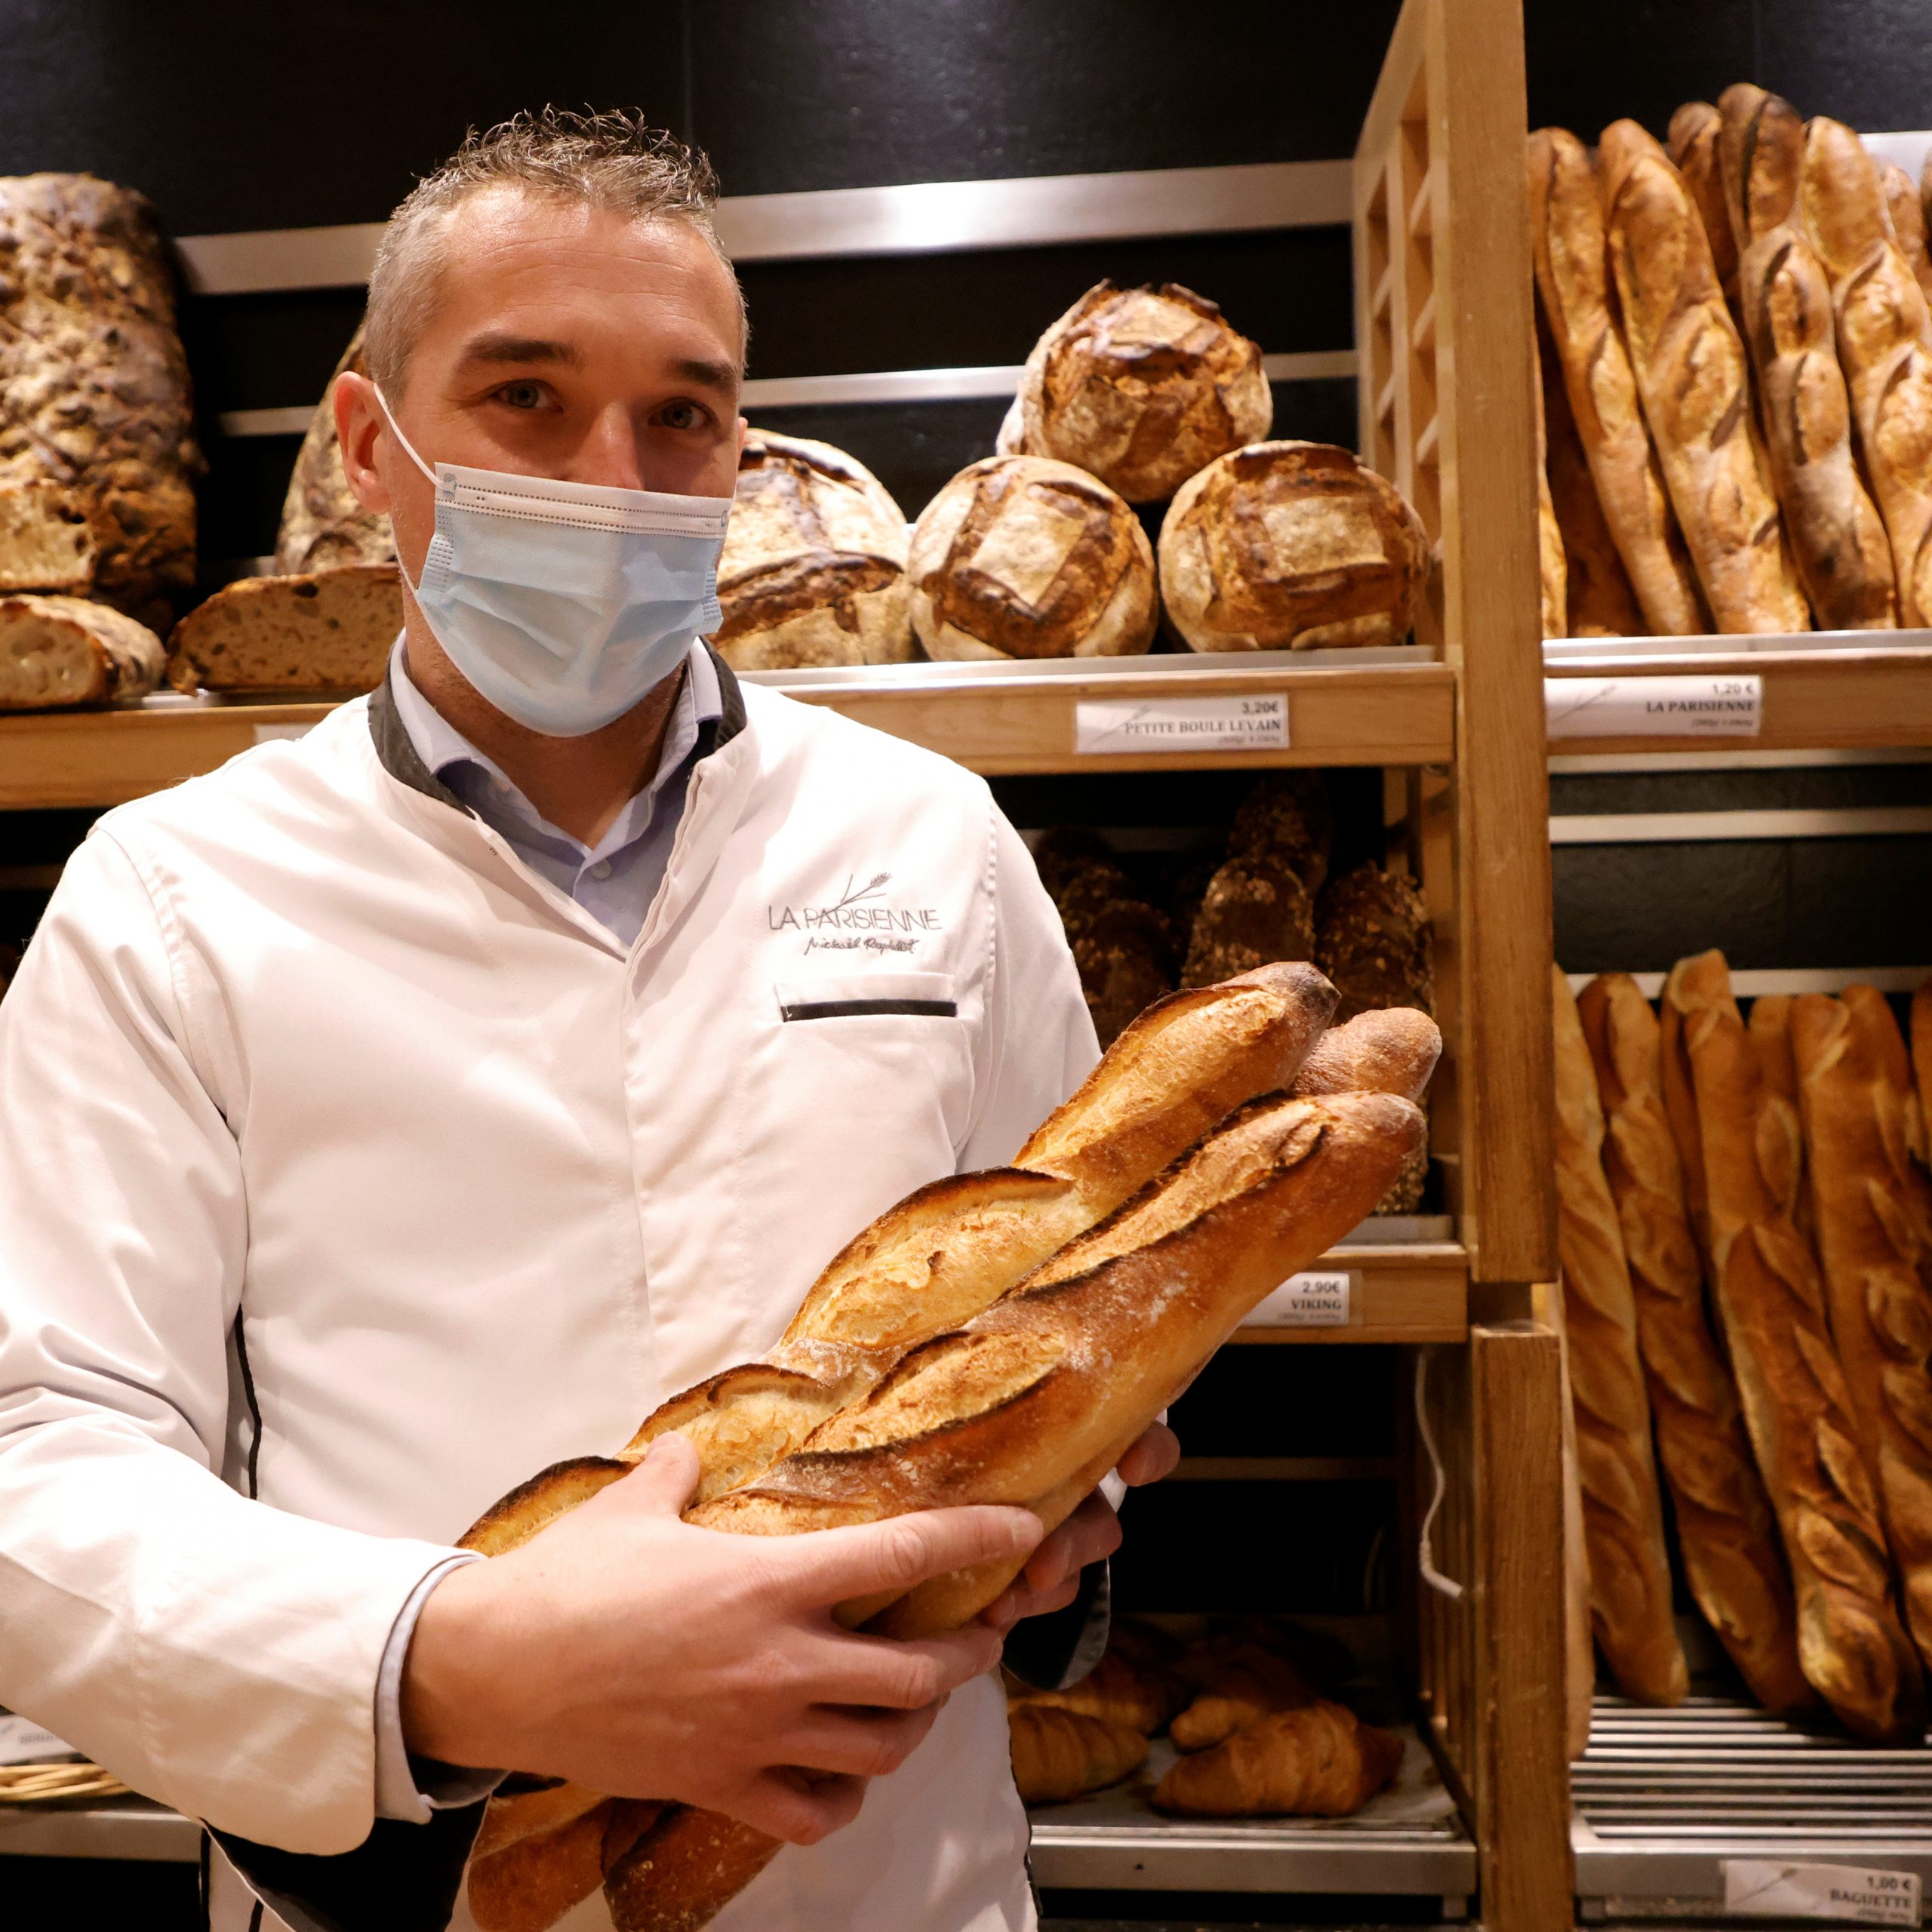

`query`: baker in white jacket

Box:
[0,109,1179,1932]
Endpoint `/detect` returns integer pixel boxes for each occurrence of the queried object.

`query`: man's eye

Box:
[499,381,548,410]
[660,399,706,431]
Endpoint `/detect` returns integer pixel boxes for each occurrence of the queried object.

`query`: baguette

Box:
[1152,1702,1402,1817]
[1715,88,1897,630]
[1915,982,1932,1162]
[1667,102,1742,320]
[1534,328,1569,636]
[1749,993,1817,1239]
[1528,128,1709,634]
[1006,1703,1147,1804]
[468,1794,660,1932]
[1539,307,1644,635]
[1577,974,1811,1712]
[1800,118,1932,626]
[1663,952,1924,1739]
[1792,988,1932,1675]
[1552,968,1687,1703]
[1598,119,1810,635]
[1882,162,1932,311]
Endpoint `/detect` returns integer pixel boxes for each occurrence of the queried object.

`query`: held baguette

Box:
[1716,88,1897,630]
[1800,118,1932,626]
[1552,968,1687,1703]
[1528,128,1709,635]
[1791,988,1932,1675]
[1663,952,1924,1740]
[1598,119,1811,635]
[1577,974,1811,1712]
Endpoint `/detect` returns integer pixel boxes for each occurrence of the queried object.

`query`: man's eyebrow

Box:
[670,356,740,395]
[456,332,587,370]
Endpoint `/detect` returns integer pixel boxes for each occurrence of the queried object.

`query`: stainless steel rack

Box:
[1573,1693,1932,1921]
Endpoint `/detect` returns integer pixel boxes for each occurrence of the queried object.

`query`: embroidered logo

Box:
[768,872,943,955]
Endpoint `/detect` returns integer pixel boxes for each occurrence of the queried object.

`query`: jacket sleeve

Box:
[0,828,463,1854]
[958,806,1100,1171]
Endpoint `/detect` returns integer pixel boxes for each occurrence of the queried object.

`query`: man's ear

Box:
[335,370,392,514]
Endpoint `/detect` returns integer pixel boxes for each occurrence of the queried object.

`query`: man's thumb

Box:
[617,1432,703,1515]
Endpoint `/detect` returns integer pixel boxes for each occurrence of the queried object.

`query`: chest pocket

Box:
[764,971,974,1221]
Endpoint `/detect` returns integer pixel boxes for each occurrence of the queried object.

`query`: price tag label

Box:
[1546,673,1763,738]
[0,1714,78,1766]
[1075,693,1289,755]
[1723,1859,1921,1924]
[1246,1270,1352,1327]
[251,722,314,746]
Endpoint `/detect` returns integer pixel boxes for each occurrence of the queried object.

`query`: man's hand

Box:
[401,1435,1041,1845]
[984,1420,1180,1631]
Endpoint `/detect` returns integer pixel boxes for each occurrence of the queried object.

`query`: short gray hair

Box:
[363,107,745,395]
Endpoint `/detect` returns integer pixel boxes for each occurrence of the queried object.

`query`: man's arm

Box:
[0,830,465,1853]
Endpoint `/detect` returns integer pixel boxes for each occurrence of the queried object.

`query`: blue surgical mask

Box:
[377,390,731,738]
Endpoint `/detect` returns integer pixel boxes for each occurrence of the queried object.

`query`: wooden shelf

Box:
[1232,1240,1469,1345]
[1544,632,1932,755]
[0,696,337,811]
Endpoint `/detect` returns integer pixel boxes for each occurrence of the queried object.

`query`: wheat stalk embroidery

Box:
[830,872,891,912]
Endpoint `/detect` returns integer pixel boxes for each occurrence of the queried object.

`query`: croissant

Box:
[1168,1643,1317,1751]
[1012,1647,1183,1735]
[1007,1702,1148,1804]
[1154,1701,1402,1817]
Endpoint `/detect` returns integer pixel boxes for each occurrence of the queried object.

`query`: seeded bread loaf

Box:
[1716,88,1897,630]
[1010,281,1272,503]
[1528,128,1708,635]
[0,482,99,595]
[1800,118,1932,626]
[1577,972,1811,1712]
[0,173,199,630]
[275,323,396,575]
[1663,951,1924,1740]
[1598,119,1810,635]
[1552,968,1687,1704]
[0,593,163,709]
[165,565,402,695]
[709,431,912,669]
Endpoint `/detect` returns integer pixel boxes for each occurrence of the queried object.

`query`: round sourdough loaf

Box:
[909,454,1155,660]
[1012,281,1271,502]
[1159,441,1429,651]
[708,431,912,669]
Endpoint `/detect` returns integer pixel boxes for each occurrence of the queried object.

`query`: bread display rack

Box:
[0,0,1576,1922]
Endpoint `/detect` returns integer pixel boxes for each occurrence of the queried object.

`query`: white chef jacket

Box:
[0,655,1097,1931]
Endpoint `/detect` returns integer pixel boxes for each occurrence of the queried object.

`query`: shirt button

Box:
[589,860,613,881]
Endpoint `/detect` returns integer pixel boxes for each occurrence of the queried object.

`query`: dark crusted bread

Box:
[275,322,396,576]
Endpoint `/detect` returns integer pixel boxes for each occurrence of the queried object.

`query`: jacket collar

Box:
[367,645,748,811]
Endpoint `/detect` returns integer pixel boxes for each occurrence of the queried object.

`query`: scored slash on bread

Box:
[457,968,1438,1932]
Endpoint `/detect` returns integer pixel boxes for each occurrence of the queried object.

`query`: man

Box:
[0,110,1176,1932]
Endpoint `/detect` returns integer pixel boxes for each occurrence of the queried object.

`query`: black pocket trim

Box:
[781,998,958,1021]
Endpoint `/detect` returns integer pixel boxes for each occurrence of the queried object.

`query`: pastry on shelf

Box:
[1007,1702,1148,1804]
[1154,1700,1403,1817]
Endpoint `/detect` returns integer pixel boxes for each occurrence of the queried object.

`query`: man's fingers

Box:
[729,1769,869,1846]
[778,1504,1041,1607]
[604,1432,703,1517]
[802,1623,1003,1709]
[781,1704,941,1779]
[1023,1493,1121,1592]
[1117,1420,1181,1487]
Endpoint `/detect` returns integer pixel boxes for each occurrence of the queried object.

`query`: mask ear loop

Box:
[371,386,439,600]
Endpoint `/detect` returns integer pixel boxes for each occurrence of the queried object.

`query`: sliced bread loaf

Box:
[0,592,163,709]
[167,564,401,694]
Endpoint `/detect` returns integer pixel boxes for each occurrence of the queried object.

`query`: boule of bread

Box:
[1008,281,1272,503]
[1158,441,1428,652]
[1598,118,1810,635]
[1152,1701,1402,1817]
[1668,102,1743,320]
[0,592,163,710]
[1791,988,1932,1675]
[707,430,912,669]
[0,173,199,630]
[0,482,99,594]
[1577,973,1812,1713]
[274,321,396,575]
[165,565,403,695]
[1528,128,1709,635]
[908,454,1155,660]
[1800,118,1932,626]
[1007,1703,1148,1804]
[1663,950,1925,1740]
[1716,87,1897,631]
[1882,162,1932,310]
[1538,309,1644,635]
[1551,968,1687,1704]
